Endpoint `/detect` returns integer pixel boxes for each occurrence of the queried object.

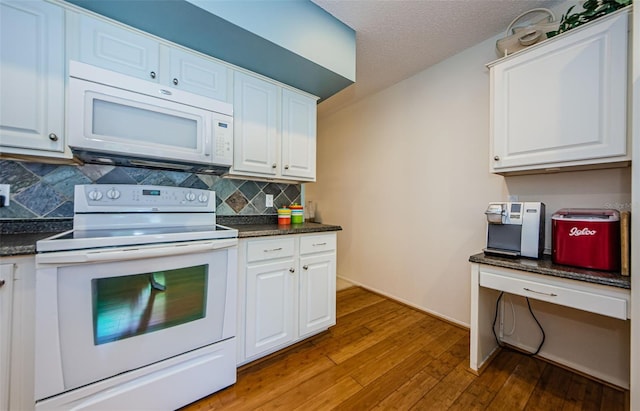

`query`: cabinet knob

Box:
[173,78,179,85]
[272,163,277,169]
[284,165,290,170]
[48,133,58,142]
[150,71,156,79]
[493,155,500,161]
[289,268,295,273]
[303,265,308,270]
[0,279,5,288]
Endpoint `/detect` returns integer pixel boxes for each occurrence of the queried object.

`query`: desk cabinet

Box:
[470,262,630,387]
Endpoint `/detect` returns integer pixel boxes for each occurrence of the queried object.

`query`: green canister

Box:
[289,204,304,224]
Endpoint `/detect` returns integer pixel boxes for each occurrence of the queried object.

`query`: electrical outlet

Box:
[265,194,273,207]
[0,184,10,206]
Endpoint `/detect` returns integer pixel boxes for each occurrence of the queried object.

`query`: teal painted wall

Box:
[185,0,355,81]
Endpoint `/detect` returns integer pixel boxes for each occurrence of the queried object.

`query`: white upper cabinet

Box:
[232,72,280,177]
[489,9,630,174]
[231,72,318,182]
[72,13,229,102]
[164,46,229,100]
[281,89,317,180]
[76,13,159,81]
[0,0,67,158]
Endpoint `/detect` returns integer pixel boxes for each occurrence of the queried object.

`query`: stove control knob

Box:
[88,190,103,201]
[198,194,208,203]
[107,188,121,200]
[185,192,196,201]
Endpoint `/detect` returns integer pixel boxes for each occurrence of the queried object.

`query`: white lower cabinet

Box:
[245,258,296,358]
[0,263,15,411]
[0,256,36,411]
[238,233,337,365]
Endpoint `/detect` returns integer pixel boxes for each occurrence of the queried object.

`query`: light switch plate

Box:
[0,184,10,206]
[265,194,273,207]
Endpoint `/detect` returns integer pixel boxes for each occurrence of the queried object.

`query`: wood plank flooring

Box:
[181,287,627,411]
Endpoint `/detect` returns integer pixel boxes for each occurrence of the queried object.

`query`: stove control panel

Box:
[75,184,216,213]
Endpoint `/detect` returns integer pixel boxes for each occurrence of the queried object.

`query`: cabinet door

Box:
[166,47,229,101]
[298,253,336,337]
[281,89,317,181]
[490,11,628,173]
[232,72,279,176]
[245,260,296,358]
[78,14,159,82]
[0,0,65,154]
[0,264,15,411]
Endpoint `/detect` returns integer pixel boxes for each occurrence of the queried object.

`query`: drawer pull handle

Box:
[264,247,283,252]
[313,242,327,246]
[0,279,5,288]
[523,287,557,297]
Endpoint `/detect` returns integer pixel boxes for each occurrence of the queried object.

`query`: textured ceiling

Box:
[311,0,565,118]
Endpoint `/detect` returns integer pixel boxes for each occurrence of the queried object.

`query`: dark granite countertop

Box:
[228,222,342,238]
[0,217,341,257]
[469,252,630,290]
[0,232,66,257]
[1,219,72,257]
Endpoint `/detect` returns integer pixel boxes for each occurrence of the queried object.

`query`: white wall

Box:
[306,10,633,385]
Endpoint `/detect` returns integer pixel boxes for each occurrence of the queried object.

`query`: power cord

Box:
[492,291,546,356]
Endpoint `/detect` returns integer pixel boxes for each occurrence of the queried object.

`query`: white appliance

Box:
[35,184,238,410]
[484,202,545,259]
[68,61,233,174]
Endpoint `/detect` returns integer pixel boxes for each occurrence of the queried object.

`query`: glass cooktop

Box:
[36,224,237,252]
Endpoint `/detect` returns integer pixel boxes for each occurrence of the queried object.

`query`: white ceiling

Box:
[311,0,564,118]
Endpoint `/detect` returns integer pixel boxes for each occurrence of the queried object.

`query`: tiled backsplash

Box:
[0,160,300,219]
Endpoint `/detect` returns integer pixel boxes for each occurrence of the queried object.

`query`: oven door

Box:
[34,239,237,401]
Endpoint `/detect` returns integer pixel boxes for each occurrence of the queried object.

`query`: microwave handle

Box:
[204,119,211,157]
[37,239,237,264]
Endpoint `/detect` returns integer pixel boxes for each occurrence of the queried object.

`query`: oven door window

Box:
[54,247,234,392]
[92,264,207,345]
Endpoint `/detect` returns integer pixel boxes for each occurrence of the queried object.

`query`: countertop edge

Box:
[232,223,342,239]
[469,252,630,289]
[0,223,343,257]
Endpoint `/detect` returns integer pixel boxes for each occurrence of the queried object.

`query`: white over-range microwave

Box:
[68,60,233,174]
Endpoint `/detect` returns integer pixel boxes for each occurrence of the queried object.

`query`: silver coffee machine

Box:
[484,202,545,259]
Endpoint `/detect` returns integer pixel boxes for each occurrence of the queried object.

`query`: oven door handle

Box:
[37,238,238,264]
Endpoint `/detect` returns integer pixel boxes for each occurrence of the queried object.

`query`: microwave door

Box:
[68,77,211,165]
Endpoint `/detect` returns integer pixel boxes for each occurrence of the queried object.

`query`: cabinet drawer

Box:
[479,271,628,320]
[247,237,295,263]
[300,234,336,255]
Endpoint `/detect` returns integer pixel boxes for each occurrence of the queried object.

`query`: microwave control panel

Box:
[213,116,233,166]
